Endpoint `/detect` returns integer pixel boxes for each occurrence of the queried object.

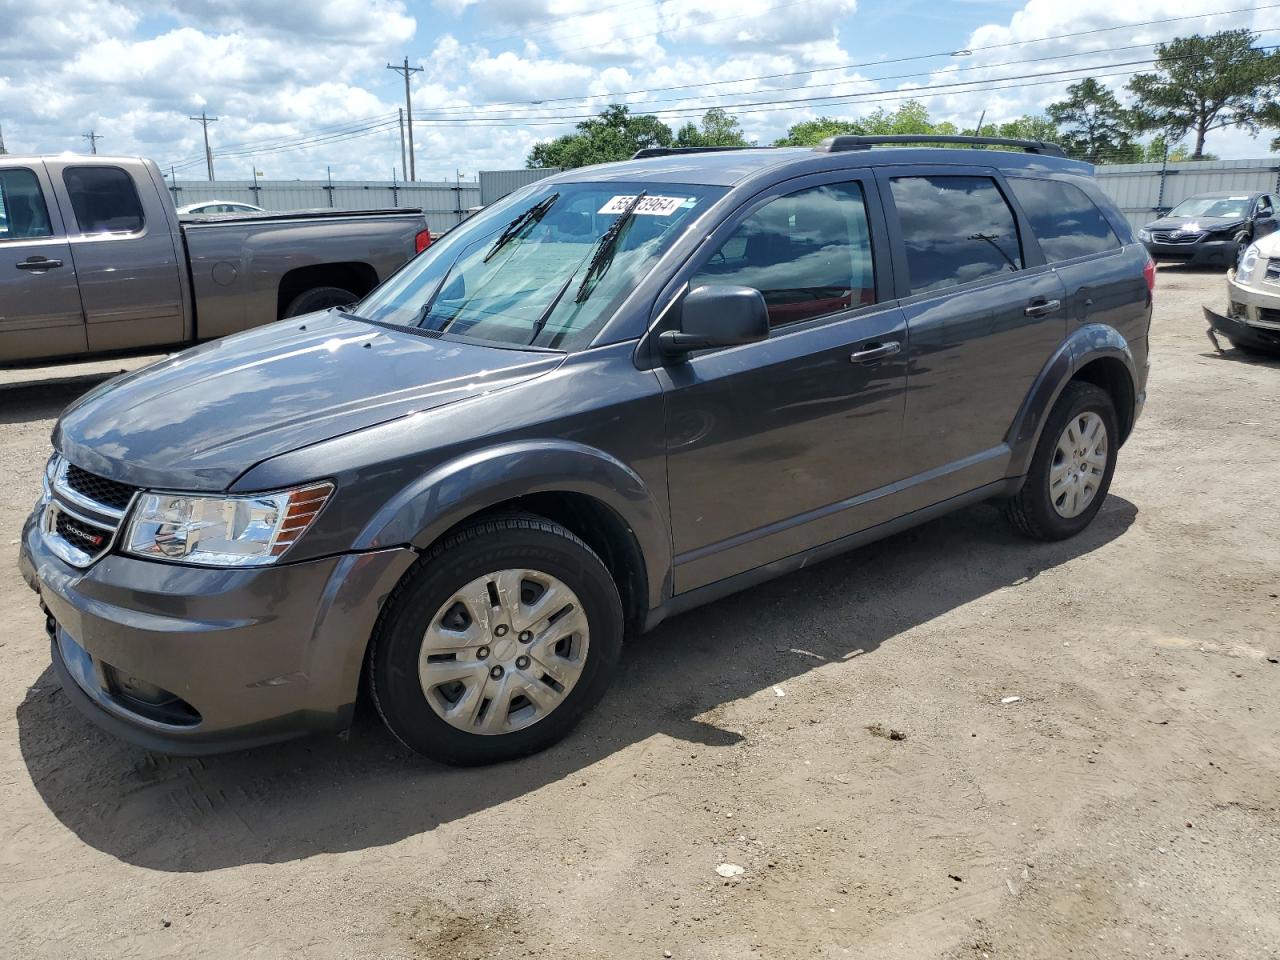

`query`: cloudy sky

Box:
[0,0,1275,183]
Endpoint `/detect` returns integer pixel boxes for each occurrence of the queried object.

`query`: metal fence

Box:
[1094,158,1280,229]
[171,158,1280,236]
[169,178,480,235]
[479,168,561,206]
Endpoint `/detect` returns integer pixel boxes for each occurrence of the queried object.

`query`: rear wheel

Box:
[1003,381,1118,541]
[283,285,357,318]
[369,515,623,765]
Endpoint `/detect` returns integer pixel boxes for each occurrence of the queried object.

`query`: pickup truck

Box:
[0,154,431,365]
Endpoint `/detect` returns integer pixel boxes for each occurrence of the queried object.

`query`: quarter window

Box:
[0,168,54,240]
[1008,178,1121,262]
[692,182,876,327]
[63,166,145,234]
[889,175,1023,294]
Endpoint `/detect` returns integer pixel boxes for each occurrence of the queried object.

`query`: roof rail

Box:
[632,145,765,159]
[814,135,1067,158]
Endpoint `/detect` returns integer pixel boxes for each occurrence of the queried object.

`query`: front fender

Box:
[1006,324,1138,478]
[352,439,672,610]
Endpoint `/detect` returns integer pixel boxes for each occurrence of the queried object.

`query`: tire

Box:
[1002,381,1119,541]
[369,515,624,766]
[283,285,358,318]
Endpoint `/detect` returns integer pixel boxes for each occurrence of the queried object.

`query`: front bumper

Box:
[1142,237,1238,266]
[1204,273,1280,354]
[19,509,416,754]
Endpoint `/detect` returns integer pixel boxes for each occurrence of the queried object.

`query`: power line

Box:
[166,112,398,168]
[419,2,1280,115]
[168,118,400,172]
[188,111,218,181]
[415,30,1279,121]
[387,57,424,180]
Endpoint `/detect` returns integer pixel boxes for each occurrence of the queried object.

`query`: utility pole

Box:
[398,107,408,184]
[188,111,219,181]
[0,121,7,155]
[386,57,423,180]
[82,130,103,154]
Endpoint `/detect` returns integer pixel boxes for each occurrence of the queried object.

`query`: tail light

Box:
[415,229,432,254]
[1143,255,1156,294]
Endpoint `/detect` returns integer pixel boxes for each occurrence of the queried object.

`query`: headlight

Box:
[124,482,332,567]
[1236,242,1262,285]
[1138,228,1152,242]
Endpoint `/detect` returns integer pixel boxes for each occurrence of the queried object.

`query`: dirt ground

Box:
[1,267,1277,960]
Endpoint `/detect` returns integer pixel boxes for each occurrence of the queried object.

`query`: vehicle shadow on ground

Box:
[16,495,1137,872]
[1200,346,1280,366]
[0,378,113,426]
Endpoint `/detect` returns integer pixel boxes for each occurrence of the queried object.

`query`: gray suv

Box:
[20,136,1152,765]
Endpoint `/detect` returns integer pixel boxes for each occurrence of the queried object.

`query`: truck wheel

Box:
[369,515,624,766]
[283,286,357,318]
[1002,382,1119,541]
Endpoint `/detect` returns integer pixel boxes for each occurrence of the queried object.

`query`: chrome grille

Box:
[1264,258,1280,284]
[64,463,137,512]
[1151,230,1203,245]
[41,457,136,567]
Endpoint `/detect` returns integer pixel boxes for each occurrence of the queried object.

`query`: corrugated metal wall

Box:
[172,159,1280,235]
[479,168,561,205]
[1094,158,1280,229]
[170,179,480,235]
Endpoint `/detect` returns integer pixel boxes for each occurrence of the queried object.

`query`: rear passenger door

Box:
[878,167,1066,508]
[48,163,186,353]
[0,164,87,362]
[1005,175,1141,338]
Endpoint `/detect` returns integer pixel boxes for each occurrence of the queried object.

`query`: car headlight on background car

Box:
[124,482,333,567]
[1138,228,1152,242]
[1236,242,1262,285]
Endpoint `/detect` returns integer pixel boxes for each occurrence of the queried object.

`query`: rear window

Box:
[0,168,53,240]
[63,166,145,234]
[1009,178,1120,262]
[889,175,1023,294]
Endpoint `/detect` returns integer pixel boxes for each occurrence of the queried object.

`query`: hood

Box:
[54,311,564,491]
[1144,214,1245,234]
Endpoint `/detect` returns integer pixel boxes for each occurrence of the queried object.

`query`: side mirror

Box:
[659,284,769,358]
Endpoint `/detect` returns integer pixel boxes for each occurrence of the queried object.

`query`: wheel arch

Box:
[1007,324,1138,477]
[353,439,672,624]
[276,261,379,318]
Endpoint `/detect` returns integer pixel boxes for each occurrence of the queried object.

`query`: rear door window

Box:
[0,168,54,240]
[888,175,1023,294]
[63,166,145,234]
[692,181,876,327]
[1008,178,1121,262]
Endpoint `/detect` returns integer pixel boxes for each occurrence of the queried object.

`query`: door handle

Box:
[16,257,64,271]
[1024,298,1062,318]
[849,340,901,364]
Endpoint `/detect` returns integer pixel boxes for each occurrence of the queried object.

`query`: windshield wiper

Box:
[574,191,646,304]
[483,192,560,263]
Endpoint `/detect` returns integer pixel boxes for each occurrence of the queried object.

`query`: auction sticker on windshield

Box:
[598,195,686,216]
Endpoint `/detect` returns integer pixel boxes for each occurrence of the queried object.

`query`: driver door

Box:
[656,171,909,593]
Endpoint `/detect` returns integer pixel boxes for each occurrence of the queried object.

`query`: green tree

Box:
[1128,30,1280,160]
[1047,78,1141,163]
[673,108,750,148]
[527,104,674,169]
[773,116,863,146]
[772,101,954,146]
[965,114,1060,143]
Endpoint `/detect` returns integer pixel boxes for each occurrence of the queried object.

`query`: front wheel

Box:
[369,515,623,765]
[1003,381,1119,541]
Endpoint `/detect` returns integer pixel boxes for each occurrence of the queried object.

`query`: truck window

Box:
[0,168,54,240]
[1008,178,1120,262]
[692,181,876,327]
[889,175,1023,294]
[62,166,145,234]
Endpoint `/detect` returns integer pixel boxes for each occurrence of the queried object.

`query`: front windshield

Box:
[355,180,726,351]
[1168,196,1252,219]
